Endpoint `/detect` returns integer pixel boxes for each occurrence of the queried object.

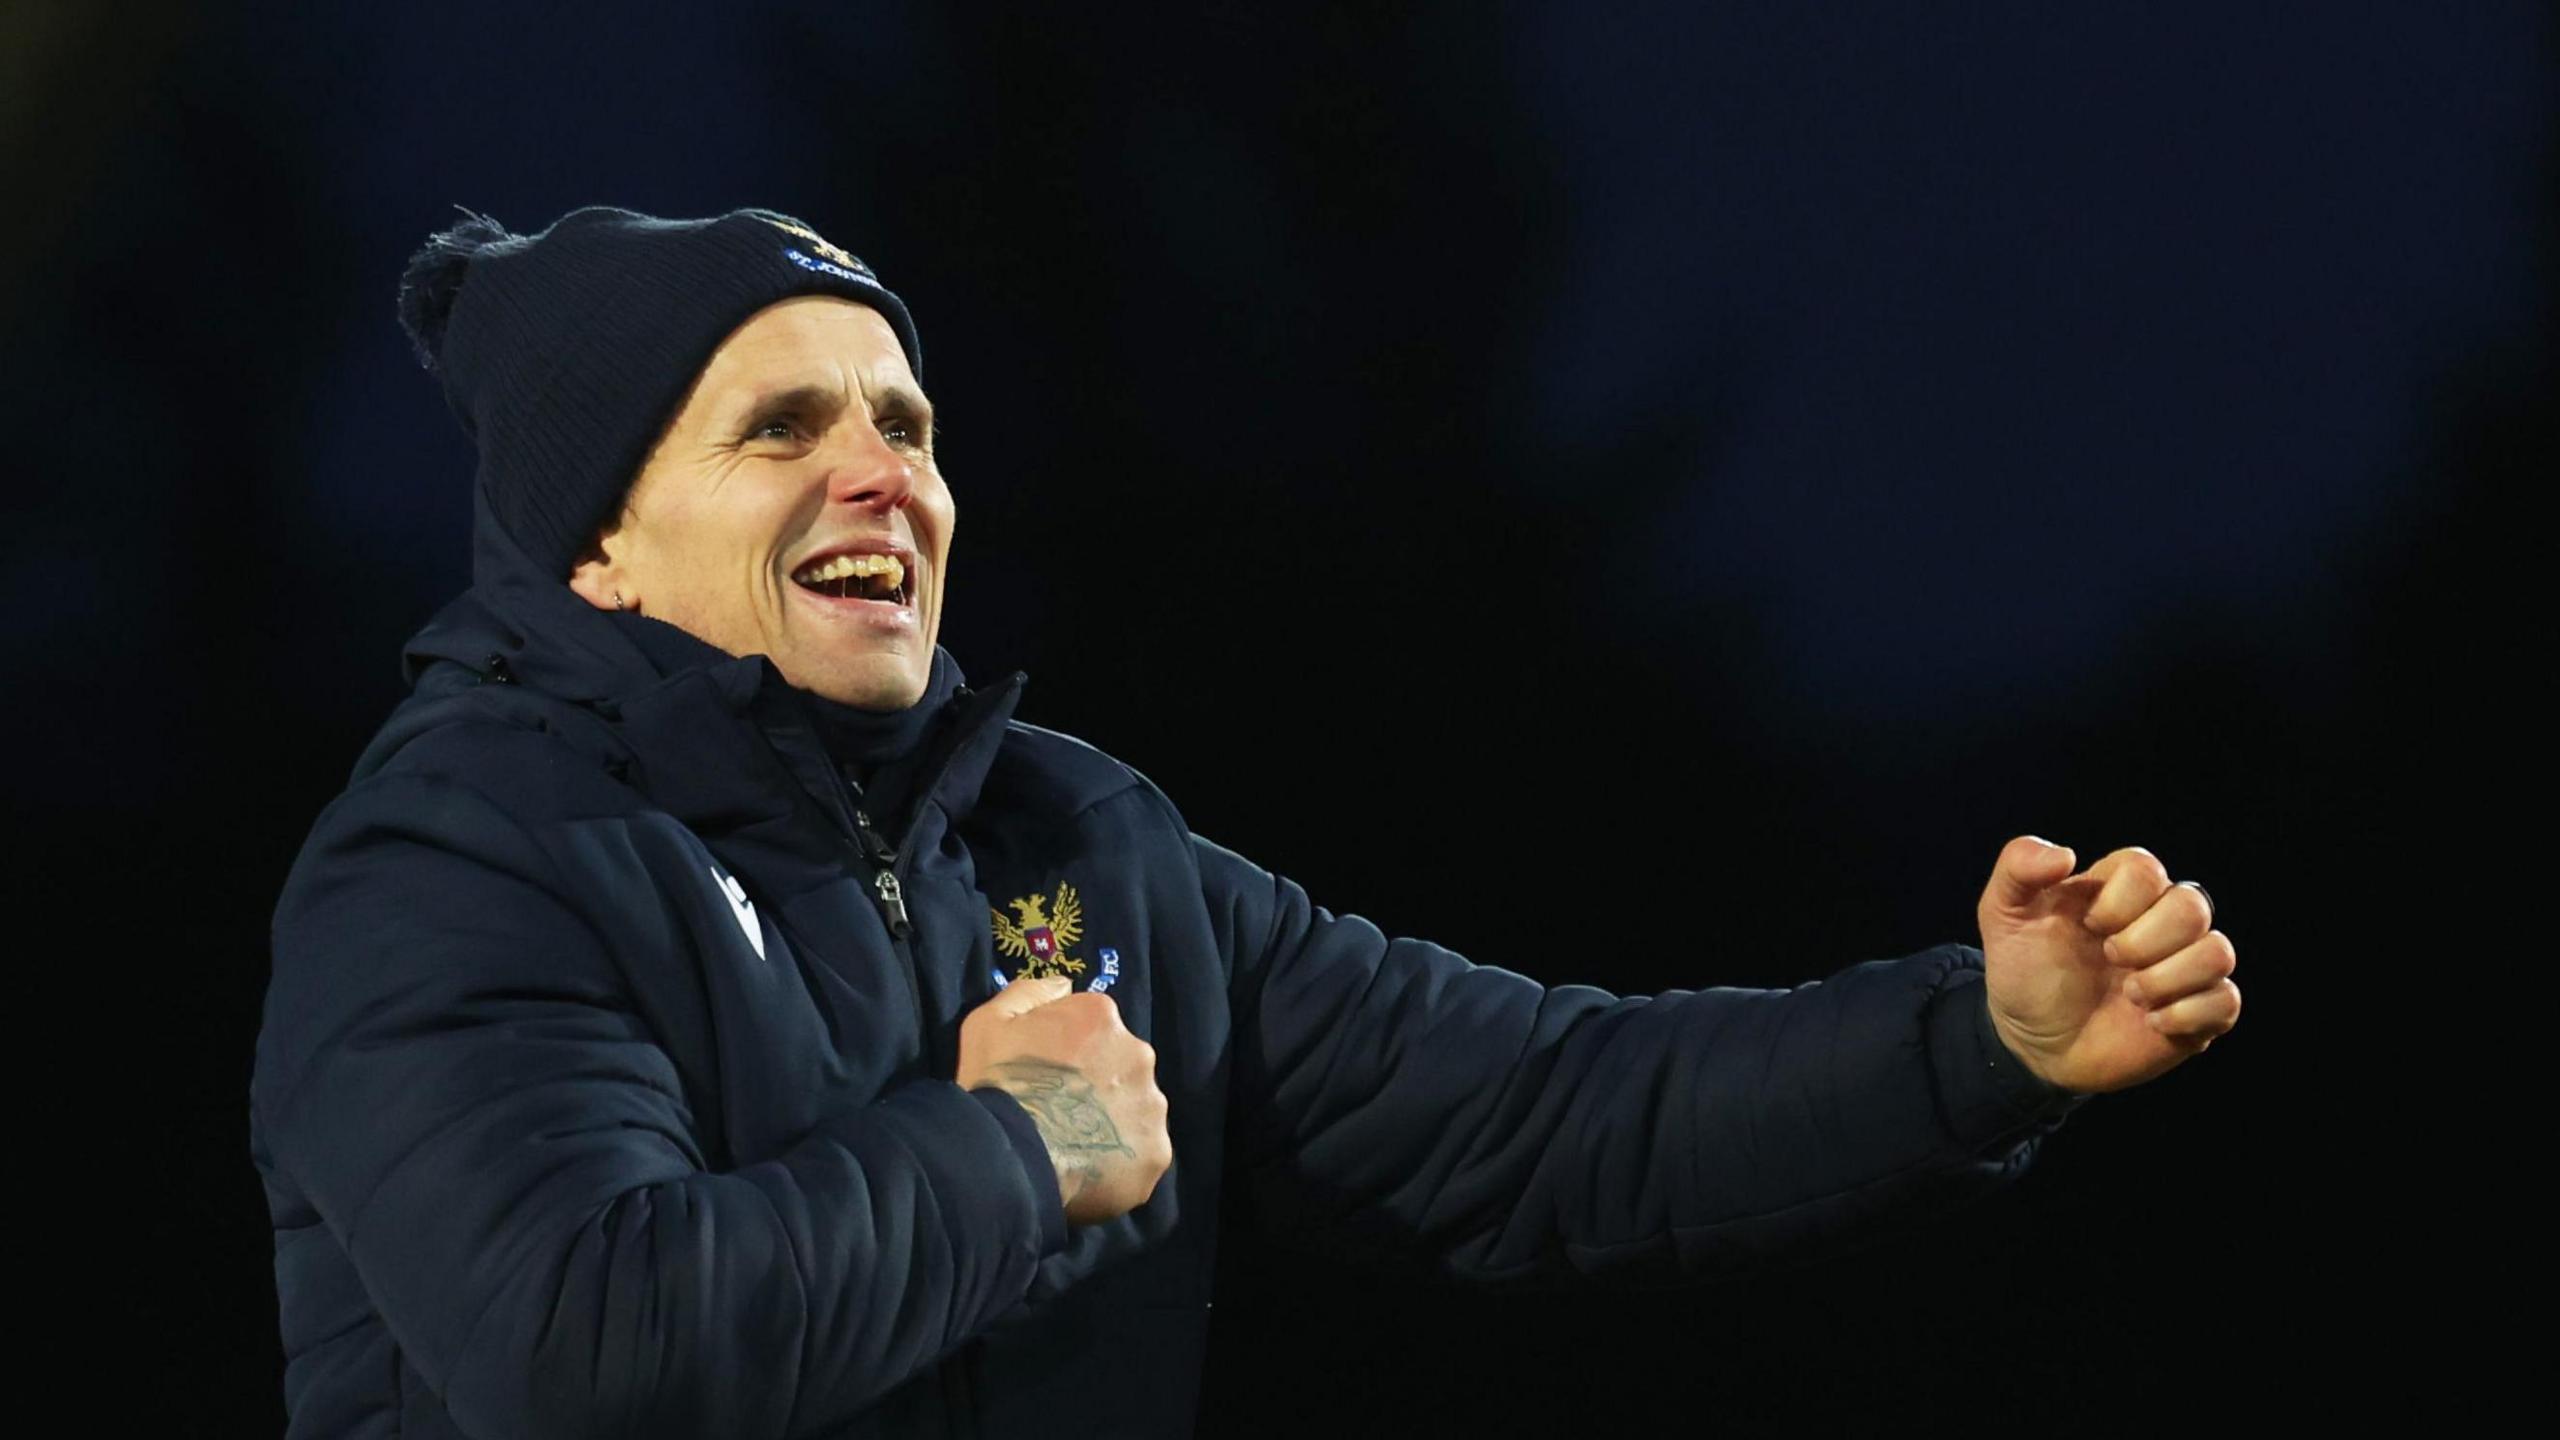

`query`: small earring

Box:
[613,590,627,611]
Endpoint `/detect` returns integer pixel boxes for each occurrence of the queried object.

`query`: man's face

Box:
[572,295,953,710]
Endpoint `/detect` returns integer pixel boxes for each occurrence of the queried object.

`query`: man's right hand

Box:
[955,975,1172,1226]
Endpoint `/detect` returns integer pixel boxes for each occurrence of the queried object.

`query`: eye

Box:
[746,413,805,444]
[879,415,927,449]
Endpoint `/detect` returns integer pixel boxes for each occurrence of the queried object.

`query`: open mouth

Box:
[790,550,914,607]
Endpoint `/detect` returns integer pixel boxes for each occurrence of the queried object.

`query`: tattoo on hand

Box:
[990,1060,1133,1199]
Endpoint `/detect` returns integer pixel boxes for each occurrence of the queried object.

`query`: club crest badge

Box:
[992,882,1086,983]
[756,216,871,276]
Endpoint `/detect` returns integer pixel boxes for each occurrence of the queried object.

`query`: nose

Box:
[824,423,915,514]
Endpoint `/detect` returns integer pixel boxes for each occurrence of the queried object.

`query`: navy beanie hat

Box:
[395,204,923,580]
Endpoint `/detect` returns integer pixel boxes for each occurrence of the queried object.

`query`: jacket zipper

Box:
[849,806,912,937]
[834,680,1010,940]
[819,681,1016,1087]
[831,777,942,1095]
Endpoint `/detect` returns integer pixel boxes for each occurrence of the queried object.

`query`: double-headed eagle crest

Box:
[992,882,1085,981]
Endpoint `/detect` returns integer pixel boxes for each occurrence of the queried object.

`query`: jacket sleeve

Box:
[1194,833,2089,1289]
[254,771,1065,1440]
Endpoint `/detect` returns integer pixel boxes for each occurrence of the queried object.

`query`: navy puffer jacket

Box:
[250,510,2089,1438]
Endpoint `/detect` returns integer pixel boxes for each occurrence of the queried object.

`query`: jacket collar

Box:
[396,491,1024,851]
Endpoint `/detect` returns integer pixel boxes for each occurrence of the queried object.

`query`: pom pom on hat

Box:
[395,208,524,373]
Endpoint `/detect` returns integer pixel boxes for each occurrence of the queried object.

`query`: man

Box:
[250,204,2240,1440]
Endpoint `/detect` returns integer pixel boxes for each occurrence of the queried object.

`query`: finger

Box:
[987,973,1075,1016]
[1981,835,2077,914]
[2081,846,2172,936]
[1057,988,1129,1029]
[2142,977,2242,1042]
[2123,930,2237,1007]
[2103,882,2216,967]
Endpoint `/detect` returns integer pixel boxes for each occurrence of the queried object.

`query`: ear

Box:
[565,520,633,613]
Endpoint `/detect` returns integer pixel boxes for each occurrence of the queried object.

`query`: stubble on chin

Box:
[798,653,931,712]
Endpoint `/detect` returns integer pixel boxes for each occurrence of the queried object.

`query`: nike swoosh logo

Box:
[712,865,766,961]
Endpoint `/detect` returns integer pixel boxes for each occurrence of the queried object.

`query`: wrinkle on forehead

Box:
[719,375,933,431]
[672,296,920,431]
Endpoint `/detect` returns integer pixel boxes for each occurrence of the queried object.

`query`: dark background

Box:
[7,2,2543,1432]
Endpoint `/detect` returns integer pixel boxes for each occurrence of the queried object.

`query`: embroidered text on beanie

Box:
[395,205,923,580]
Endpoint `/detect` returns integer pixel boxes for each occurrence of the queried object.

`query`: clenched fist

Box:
[1977,835,2242,1095]
[956,975,1173,1226]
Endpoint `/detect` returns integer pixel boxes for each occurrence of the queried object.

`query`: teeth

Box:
[793,552,906,589]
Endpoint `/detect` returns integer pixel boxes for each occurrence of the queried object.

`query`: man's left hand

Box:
[1975,835,2242,1095]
